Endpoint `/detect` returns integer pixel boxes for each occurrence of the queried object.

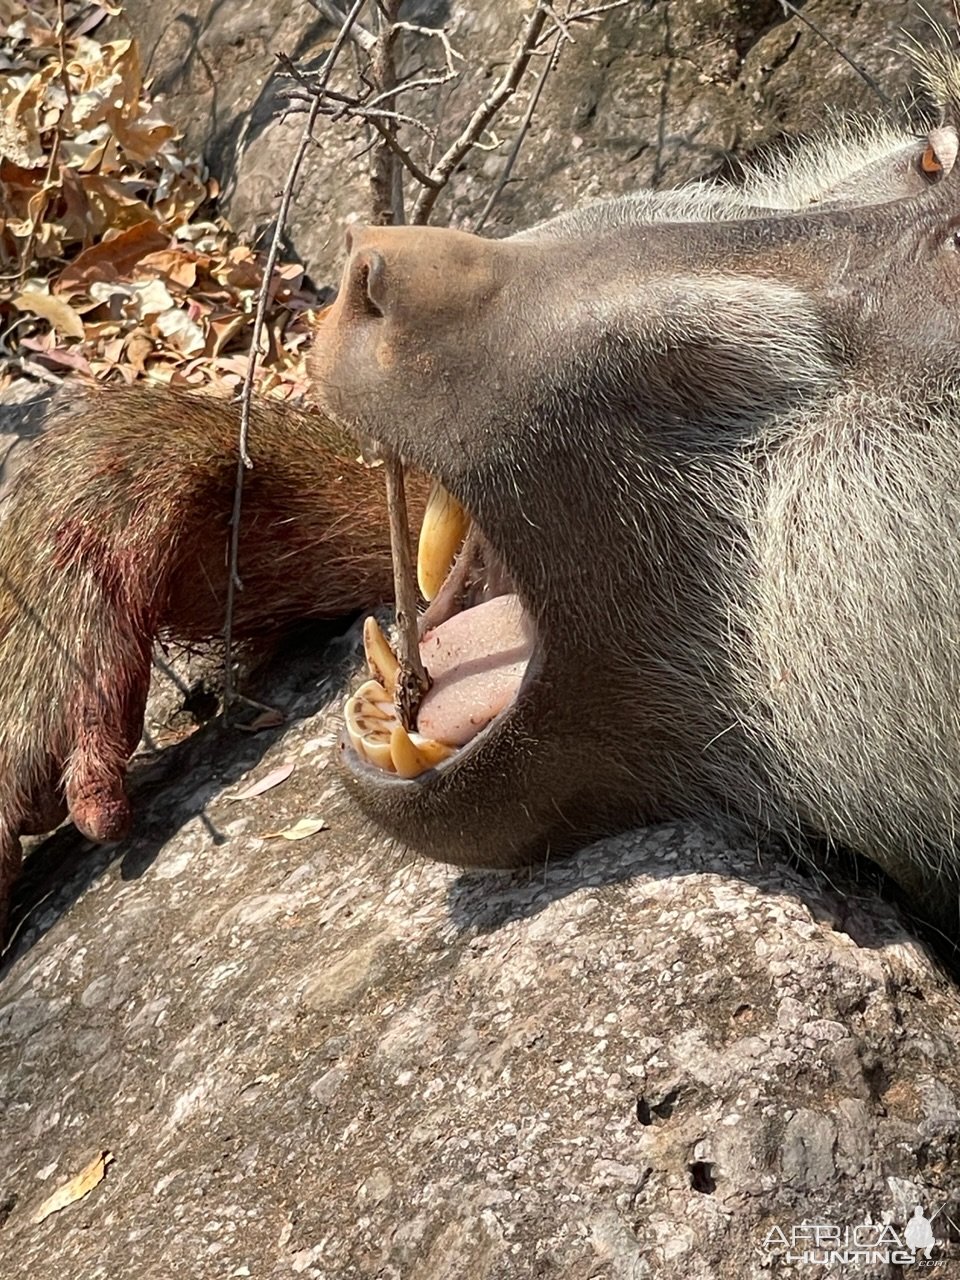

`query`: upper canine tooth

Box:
[363,616,399,693]
[417,481,470,601]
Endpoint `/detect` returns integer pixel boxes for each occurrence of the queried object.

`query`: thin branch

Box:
[282,87,439,137]
[55,0,73,109]
[368,0,404,225]
[222,0,368,717]
[367,0,431,720]
[410,3,549,224]
[473,0,633,231]
[384,459,430,728]
[367,119,439,188]
[305,0,376,52]
[474,27,564,232]
[778,0,895,111]
[535,0,633,39]
[540,2,576,44]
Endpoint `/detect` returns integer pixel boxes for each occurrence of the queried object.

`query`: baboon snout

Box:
[308,222,523,438]
[332,223,509,332]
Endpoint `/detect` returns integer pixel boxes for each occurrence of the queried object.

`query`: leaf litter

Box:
[1,0,323,399]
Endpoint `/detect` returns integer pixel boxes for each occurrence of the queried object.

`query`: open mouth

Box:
[343,479,536,780]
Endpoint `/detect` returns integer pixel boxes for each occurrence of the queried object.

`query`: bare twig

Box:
[410,3,549,224]
[306,0,377,53]
[534,0,633,39]
[365,120,438,188]
[366,0,431,719]
[473,1,634,231]
[384,459,431,728]
[474,27,564,232]
[368,0,404,225]
[282,87,439,137]
[55,0,73,109]
[223,0,368,717]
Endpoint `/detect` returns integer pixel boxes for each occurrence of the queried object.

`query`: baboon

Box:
[309,45,960,935]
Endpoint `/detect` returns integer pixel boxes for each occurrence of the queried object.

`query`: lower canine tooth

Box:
[417,481,470,601]
[363,616,399,692]
[390,724,453,778]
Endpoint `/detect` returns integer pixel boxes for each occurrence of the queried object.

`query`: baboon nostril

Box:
[355,250,386,319]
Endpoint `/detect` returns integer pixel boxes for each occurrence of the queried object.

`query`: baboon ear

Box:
[900,35,960,186]
[917,125,960,182]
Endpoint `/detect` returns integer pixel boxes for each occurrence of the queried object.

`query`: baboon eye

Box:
[920,128,959,181]
[921,142,943,176]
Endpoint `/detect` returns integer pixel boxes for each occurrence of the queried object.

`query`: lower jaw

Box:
[336,731,558,870]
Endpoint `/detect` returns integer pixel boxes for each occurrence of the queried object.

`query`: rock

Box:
[2,634,960,1276]
[4,2,960,1275]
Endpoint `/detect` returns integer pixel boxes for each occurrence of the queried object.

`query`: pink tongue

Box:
[417,594,534,747]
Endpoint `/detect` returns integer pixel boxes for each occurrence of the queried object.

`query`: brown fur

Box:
[0,384,417,933]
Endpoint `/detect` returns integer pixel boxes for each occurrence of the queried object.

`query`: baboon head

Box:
[308,65,960,884]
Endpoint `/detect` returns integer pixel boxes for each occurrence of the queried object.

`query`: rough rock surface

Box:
[3,631,960,1278]
[5,2,960,1275]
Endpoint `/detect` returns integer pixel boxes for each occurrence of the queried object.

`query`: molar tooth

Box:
[344,681,398,772]
[350,679,394,720]
[358,732,396,772]
[390,724,453,779]
[417,481,470,601]
[363,616,399,693]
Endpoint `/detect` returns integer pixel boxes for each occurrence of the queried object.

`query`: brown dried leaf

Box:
[12,289,85,339]
[54,219,169,295]
[261,817,328,841]
[137,249,199,290]
[206,310,249,358]
[32,1150,114,1225]
[225,763,294,802]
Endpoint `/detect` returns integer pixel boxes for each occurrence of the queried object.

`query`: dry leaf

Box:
[226,763,294,801]
[54,220,169,295]
[237,708,286,733]
[32,1150,114,1225]
[1,12,323,398]
[12,290,85,339]
[261,817,328,841]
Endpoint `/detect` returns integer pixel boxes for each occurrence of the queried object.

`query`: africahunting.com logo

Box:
[759,1204,951,1268]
